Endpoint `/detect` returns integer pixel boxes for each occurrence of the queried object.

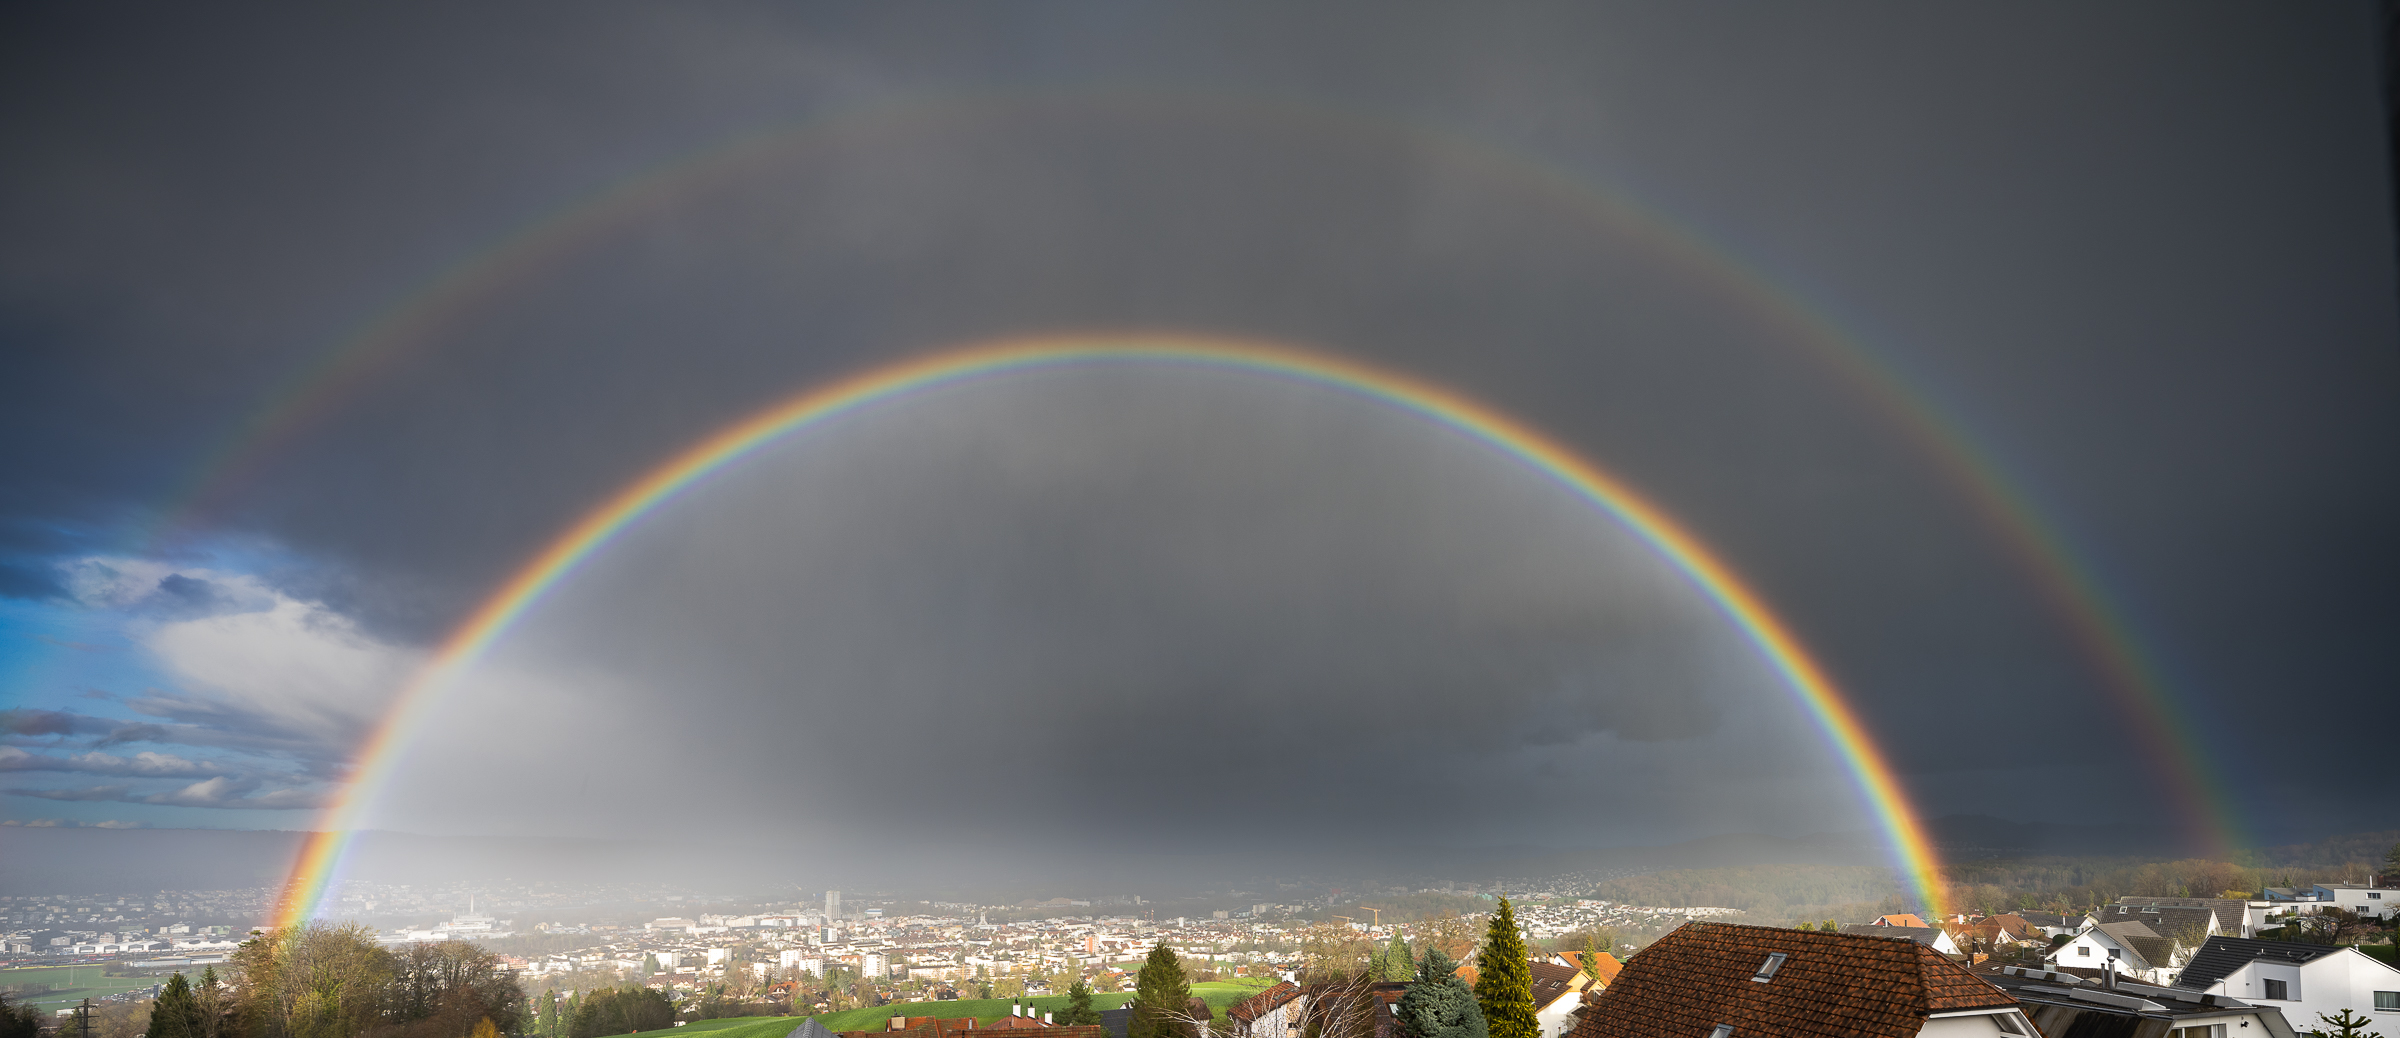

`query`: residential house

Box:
[1567,922,2035,1038]
[1869,915,1933,930]
[1841,925,1962,957]
[2015,914,2081,941]
[2113,898,2262,938]
[1529,961,1597,1038]
[1948,916,2039,958]
[2092,904,2222,960]
[1554,951,1625,991]
[2304,885,2399,922]
[2173,936,2400,1031]
[1226,982,1304,1038]
[1973,964,2299,1038]
[2045,919,2189,986]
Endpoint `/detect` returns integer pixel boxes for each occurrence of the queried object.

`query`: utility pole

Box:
[75,998,93,1038]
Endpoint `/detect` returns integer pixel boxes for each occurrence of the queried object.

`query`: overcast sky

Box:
[1,4,2393,877]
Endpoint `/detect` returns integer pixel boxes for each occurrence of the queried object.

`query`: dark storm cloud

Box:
[0,2,2393,853]
[364,369,1845,859]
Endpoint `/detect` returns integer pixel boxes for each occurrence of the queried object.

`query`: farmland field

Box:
[0,965,160,1010]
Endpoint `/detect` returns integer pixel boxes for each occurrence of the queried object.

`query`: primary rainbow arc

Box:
[275,334,1948,927]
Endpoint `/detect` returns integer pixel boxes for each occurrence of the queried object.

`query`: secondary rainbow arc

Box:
[274,334,1949,929]
[131,94,2236,857]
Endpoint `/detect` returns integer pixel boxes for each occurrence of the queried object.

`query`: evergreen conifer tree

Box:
[148,973,201,1038]
[1396,948,1485,1038]
[1576,931,1611,983]
[1131,942,1194,1038]
[1060,980,1103,1026]
[1473,900,1537,1038]
[1381,935,1414,982]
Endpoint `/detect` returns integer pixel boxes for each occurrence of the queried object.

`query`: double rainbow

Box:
[274,334,1947,928]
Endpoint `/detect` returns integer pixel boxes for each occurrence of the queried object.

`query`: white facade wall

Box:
[2044,929,2173,985]
[1535,994,1583,1038]
[1920,1008,2039,1038]
[2319,886,2398,922]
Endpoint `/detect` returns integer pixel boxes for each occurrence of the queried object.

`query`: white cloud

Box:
[138,584,420,748]
[0,746,237,777]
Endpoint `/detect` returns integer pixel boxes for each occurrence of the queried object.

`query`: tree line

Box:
[144,923,524,1038]
[1125,898,1548,1038]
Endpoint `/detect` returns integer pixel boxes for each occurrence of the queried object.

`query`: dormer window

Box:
[1751,954,1788,982]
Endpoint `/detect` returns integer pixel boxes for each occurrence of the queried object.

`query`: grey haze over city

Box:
[2,4,2395,895]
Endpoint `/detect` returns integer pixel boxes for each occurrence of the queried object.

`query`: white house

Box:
[1528,961,1597,1038]
[2310,885,2399,922]
[2045,922,2187,985]
[1979,965,2300,1038]
[2174,936,2400,1031]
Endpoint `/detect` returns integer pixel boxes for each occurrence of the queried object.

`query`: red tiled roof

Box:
[1568,922,2016,1038]
[1869,914,1929,929]
[1228,982,1302,1024]
[1586,953,1623,986]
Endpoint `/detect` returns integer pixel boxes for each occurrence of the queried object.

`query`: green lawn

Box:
[607,1018,804,1038]
[802,979,1275,1034]
[0,965,159,1010]
[595,978,1281,1038]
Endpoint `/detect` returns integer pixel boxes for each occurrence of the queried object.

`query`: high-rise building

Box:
[825,890,842,921]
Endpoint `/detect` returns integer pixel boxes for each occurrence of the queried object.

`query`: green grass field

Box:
[608,1018,806,1038]
[596,977,1279,1038]
[803,979,1274,1033]
[0,965,159,1010]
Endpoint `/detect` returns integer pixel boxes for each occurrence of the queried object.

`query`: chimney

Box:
[1044,1015,1053,1025]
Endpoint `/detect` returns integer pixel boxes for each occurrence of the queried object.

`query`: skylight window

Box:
[1708,1026,1734,1038]
[1751,953,1789,982]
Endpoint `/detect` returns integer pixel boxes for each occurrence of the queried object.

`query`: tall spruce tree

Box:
[1397,948,1486,1038]
[1059,980,1103,1026]
[148,973,201,1038]
[1473,900,1538,1038]
[1380,934,1414,982]
[1131,942,1194,1038]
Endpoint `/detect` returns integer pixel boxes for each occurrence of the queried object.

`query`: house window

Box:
[2079,946,2092,958]
[2374,992,2398,1011]
[2263,980,2288,1001]
[1708,1027,1734,1038]
[2370,893,2383,901]
[1752,954,1789,982]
